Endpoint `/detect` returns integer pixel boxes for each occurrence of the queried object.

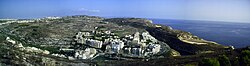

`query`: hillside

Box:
[0,15,242,66]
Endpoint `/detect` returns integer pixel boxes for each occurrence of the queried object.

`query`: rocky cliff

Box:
[105,18,227,55]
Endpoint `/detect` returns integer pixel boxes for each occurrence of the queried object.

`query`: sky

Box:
[0,0,250,23]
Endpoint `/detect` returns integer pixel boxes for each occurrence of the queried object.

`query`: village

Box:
[53,27,164,60]
[0,16,169,60]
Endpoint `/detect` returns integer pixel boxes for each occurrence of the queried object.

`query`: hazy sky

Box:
[0,0,250,23]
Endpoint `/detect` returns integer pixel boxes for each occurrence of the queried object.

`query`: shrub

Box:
[199,58,220,66]
[232,58,240,66]
[240,50,250,66]
[0,34,6,42]
[218,55,231,66]
[18,23,30,26]
[185,63,196,66]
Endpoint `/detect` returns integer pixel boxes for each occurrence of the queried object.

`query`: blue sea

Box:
[151,19,250,48]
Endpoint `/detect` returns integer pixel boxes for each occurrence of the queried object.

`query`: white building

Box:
[85,39,103,48]
[148,44,161,54]
[111,43,120,53]
[45,17,61,19]
[6,37,16,44]
[132,32,140,44]
[75,32,85,44]
[142,32,157,43]
[131,48,144,56]
[107,40,125,53]
[106,39,124,53]
[125,35,133,40]
[82,32,91,37]
[124,47,131,54]
[104,31,111,34]
[74,48,96,59]
[139,43,146,47]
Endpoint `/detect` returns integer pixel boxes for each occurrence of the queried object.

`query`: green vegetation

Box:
[28,27,47,39]
[30,25,39,28]
[0,33,6,42]
[145,39,152,44]
[96,26,106,30]
[196,50,250,66]
[232,58,240,66]
[240,50,250,66]
[2,15,250,66]
[0,21,7,23]
[0,32,24,43]
[23,44,60,53]
[97,22,108,24]
[218,55,231,66]
[40,46,60,53]
[185,63,196,66]
[18,23,30,27]
[199,58,220,66]
[1,31,58,53]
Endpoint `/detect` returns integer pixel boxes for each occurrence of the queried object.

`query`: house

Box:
[131,47,144,56]
[142,32,157,43]
[74,48,96,59]
[105,39,125,54]
[124,47,131,54]
[132,32,140,44]
[110,40,125,53]
[85,39,103,48]
[148,44,161,54]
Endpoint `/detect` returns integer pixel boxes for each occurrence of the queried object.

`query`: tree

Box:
[199,58,220,66]
[218,55,231,66]
[240,50,250,66]
[232,58,240,66]
[185,63,196,66]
